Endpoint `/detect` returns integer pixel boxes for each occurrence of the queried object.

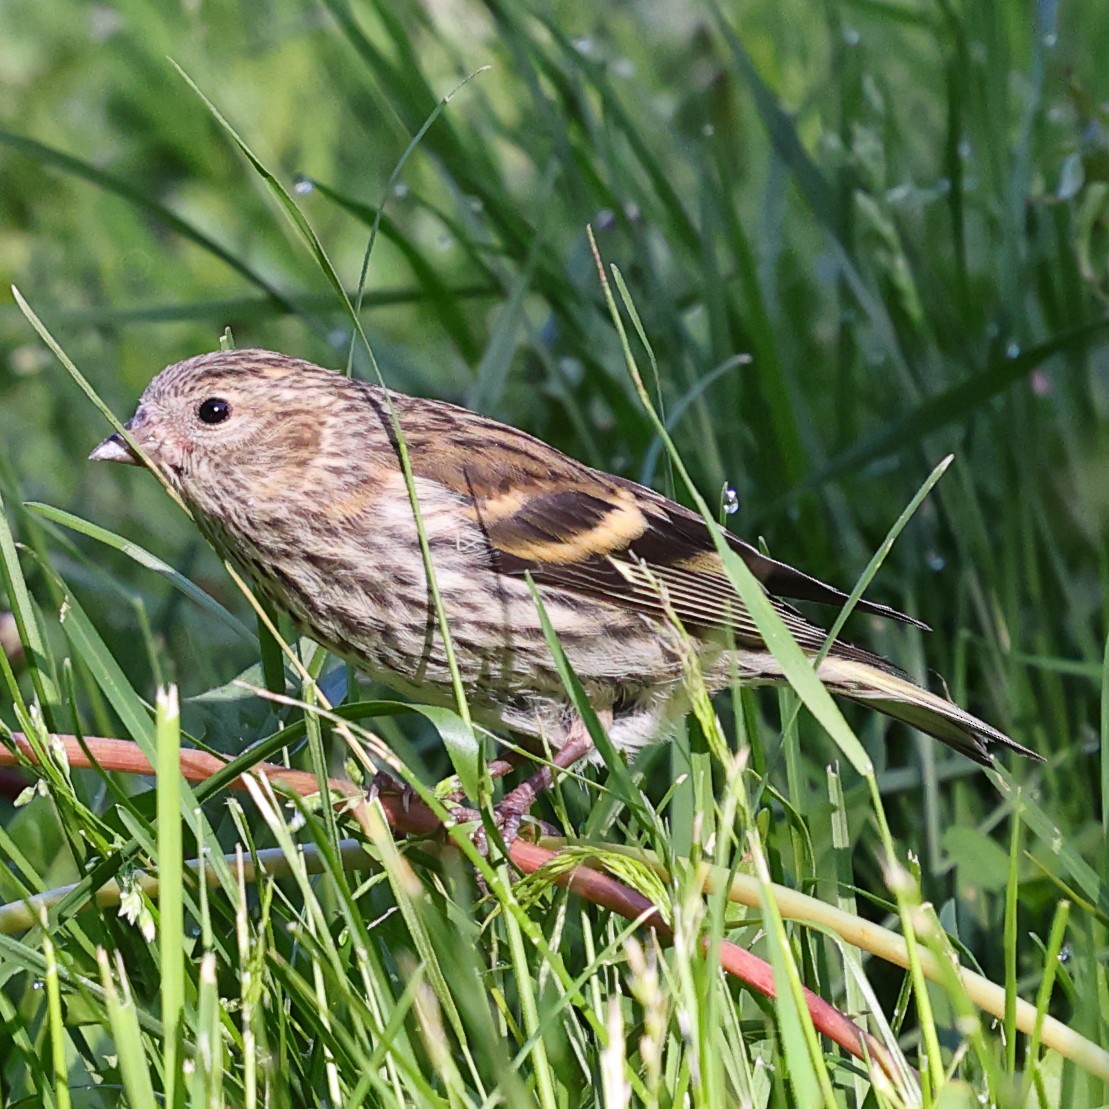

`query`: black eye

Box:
[198,398,231,425]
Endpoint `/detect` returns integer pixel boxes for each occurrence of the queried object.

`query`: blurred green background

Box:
[1,0,1108,1093]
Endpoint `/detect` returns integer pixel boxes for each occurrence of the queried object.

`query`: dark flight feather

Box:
[371,390,922,673]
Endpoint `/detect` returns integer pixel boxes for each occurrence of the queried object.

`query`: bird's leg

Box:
[442,749,531,804]
[367,768,418,811]
[371,750,529,813]
[483,717,597,848]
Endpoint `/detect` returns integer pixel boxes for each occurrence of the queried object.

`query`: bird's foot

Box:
[450,799,559,857]
[366,769,418,812]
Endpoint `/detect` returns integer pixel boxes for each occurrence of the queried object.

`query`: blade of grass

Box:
[26,503,253,645]
[98,949,158,1107]
[524,573,664,844]
[809,316,1109,487]
[155,686,185,1109]
[41,911,71,1109]
[0,130,298,315]
[595,236,874,777]
[0,484,61,726]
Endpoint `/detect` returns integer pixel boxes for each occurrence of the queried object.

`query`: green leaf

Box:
[942,826,1011,892]
[57,588,155,759]
[26,502,252,645]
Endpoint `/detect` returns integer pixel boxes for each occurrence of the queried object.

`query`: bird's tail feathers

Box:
[816,656,1041,766]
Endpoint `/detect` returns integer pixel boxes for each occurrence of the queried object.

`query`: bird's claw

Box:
[367,769,417,812]
[450,801,558,857]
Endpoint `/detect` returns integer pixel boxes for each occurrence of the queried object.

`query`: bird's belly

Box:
[197,508,690,741]
[233,545,679,718]
[300,571,680,705]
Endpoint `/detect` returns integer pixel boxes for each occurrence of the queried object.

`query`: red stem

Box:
[2,731,900,1081]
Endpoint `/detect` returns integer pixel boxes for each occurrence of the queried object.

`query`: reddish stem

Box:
[2,731,900,1082]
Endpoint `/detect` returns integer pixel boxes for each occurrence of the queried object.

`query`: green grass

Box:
[1,0,1108,1104]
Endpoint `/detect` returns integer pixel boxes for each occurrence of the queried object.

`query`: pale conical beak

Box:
[89,429,142,466]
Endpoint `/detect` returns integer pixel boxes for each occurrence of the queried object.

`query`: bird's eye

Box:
[198,398,231,425]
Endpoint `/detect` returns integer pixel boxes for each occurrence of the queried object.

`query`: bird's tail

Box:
[816,655,1041,766]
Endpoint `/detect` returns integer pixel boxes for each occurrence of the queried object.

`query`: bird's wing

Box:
[609,476,927,629]
[468,478,906,670]
[385,393,915,671]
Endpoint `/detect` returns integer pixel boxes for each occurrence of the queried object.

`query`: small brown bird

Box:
[90,349,1038,831]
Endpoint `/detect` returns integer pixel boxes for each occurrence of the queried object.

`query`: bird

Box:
[90,348,1039,835]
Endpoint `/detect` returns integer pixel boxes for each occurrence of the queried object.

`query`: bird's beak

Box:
[89,420,143,466]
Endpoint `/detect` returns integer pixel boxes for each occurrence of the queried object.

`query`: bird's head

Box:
[89,349,356,517]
